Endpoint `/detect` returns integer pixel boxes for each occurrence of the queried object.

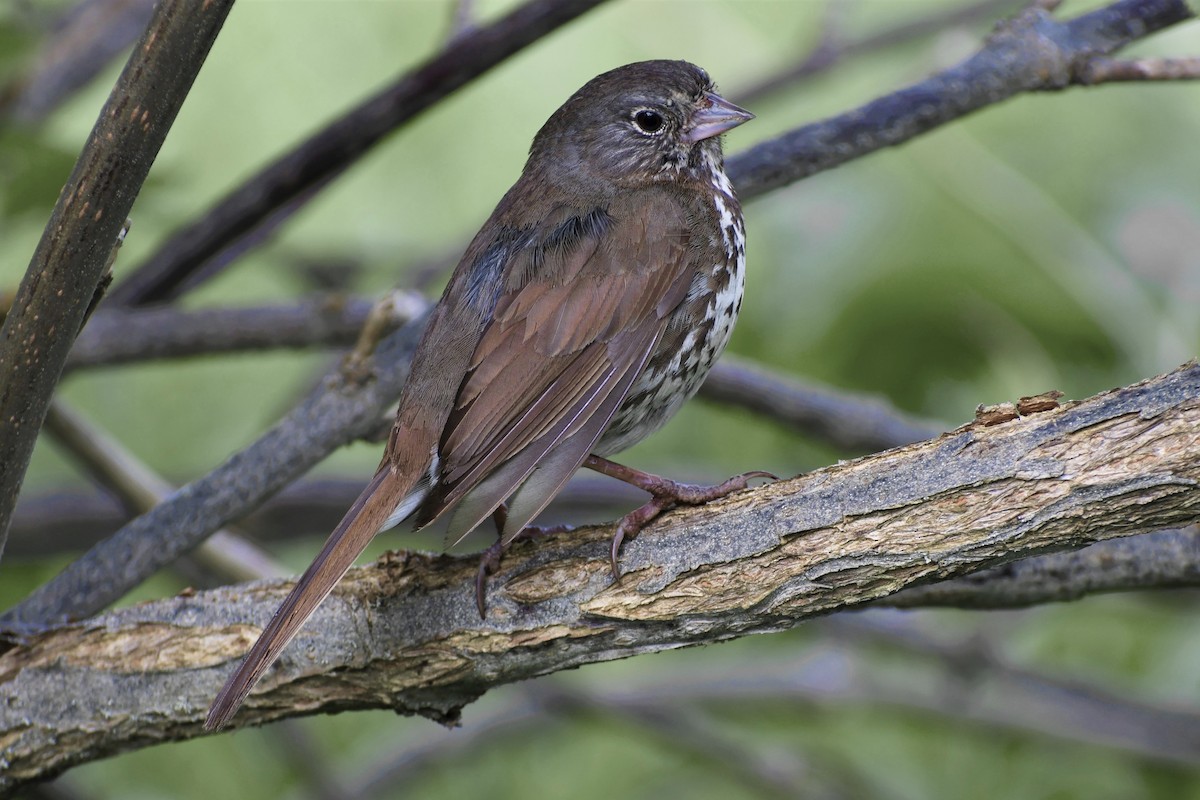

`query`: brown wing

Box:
[418,190,697,545]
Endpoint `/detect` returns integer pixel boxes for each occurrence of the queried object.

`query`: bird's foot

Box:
[475,504,574,618]
[584,455,776,581]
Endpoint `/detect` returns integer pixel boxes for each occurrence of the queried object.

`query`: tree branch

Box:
[5,0,1196,631]
[727,0,1195,201]
[700,354,944,452]
[0,0,234,563]
[2,362,1198,789]
[65,292,423,371]
[104,0,610,307]
[0,313,430,631]
[888,525,1200,607]
[736,0,1024,105]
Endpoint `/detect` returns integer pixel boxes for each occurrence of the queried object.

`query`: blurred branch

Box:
[535,686,833,800]
[0,0,234,564]
[5,476,641,558]
[66,292,425,371]
[1,0,157,124]
[737,0,1023,104]
[1076,55,1200,82]
[105,0,611,307]
[887,525,1200,608]
[0,313,431,630]
[42,399,286,583]
[68,290,938,449]
[728,0,1195,201]
[701,354,944,452]
[337,643,1199,800]
[2,362,1199,786]
[822,611,1200,764]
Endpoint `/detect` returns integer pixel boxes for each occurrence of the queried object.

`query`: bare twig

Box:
[0,0,235,563]
[42,399,287,583]
[105,0,611,307]
[1,0,157,124]
[1076,55,1200,82]
[67,291,936,449]
[536,686,835,800]
[823,612,1200,764]
[887,525,1200,607]
[338,647,1197,800]
[728,0,1195,201]
[700,355,944,452]
[66,292,425,371]
[737,0,1023,104]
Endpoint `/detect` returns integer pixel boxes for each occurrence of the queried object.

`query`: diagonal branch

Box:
[0,0,235,563]
[1,362,1198,789]
[0,312,430,631]
[104,0,610,307]
[728,0,1195,200]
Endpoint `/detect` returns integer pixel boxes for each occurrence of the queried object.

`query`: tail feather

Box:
[205,468,420,730]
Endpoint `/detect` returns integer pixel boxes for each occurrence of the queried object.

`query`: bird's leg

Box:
[584,455,776,581]
[474,503,573,618]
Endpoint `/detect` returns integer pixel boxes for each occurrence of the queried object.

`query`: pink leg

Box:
[474,503,572,618]
[583,455,776,580]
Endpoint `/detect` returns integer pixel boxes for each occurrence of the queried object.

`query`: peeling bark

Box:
[2,362,1198,791]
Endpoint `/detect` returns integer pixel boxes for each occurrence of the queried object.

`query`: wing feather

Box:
[417,188,696,538]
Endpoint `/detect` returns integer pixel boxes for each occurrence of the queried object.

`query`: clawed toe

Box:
[475,522,577,617]
[597,459,778,582]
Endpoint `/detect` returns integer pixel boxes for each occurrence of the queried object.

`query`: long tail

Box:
[205,467,417,730]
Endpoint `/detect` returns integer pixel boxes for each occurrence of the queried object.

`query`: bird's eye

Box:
[632,109,665,135]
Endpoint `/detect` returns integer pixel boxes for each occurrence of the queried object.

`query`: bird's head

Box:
[527,60,752,193]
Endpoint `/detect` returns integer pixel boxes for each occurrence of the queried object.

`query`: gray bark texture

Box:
[2,361,1198,792]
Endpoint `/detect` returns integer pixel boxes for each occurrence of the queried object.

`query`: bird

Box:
[206,59,760,731]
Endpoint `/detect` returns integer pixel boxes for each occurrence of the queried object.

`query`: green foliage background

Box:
[1,0,1198,797]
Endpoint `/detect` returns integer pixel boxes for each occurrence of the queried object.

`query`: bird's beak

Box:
[684,91,754,143]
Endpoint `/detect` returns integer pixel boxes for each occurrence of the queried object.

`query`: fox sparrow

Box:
[206,59,759,730]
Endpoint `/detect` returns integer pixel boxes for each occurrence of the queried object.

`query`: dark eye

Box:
[632,109,665,134]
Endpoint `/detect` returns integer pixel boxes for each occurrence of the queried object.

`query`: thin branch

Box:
[0,313,430,630]
[342,648,1196,800]
[1,0,157,124]
[737,0,1024,105]
[1,362,1198,787]
[1076,55,1200,82]
[0,0,235,563]
[535,686,834,800]
[727,0,1195,201]
[887,525,1200,608]
[105,0,610,307]
[700,354,944,452]
[69,295,939,451]
[822,611,1200,764]
[42,399,287,583]
[65,292,424,371]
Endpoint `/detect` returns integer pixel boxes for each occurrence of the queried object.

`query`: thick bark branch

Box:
[0,0,234,563]
[2,362,1198,790]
